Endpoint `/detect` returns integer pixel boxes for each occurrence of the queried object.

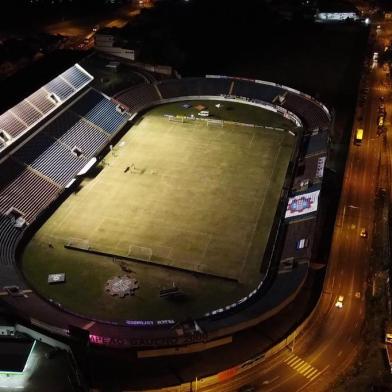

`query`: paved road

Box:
[42,3,144,49]
[186,19,389,392]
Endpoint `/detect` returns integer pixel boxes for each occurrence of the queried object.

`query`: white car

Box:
[335,295,344,309]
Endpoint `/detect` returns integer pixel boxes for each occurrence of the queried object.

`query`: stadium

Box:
[0,62,331,358]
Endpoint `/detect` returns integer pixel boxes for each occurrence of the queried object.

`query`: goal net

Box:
[166,114,185,123]
[207,119,224,127]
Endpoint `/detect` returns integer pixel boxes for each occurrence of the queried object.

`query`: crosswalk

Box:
[283,353,321,381]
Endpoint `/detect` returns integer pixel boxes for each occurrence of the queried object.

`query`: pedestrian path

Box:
[284,353,321,381]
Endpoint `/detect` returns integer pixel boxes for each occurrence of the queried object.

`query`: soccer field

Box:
[22,100,296,321]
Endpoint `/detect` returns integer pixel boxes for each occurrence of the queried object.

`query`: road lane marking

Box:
[296,363,311,373]
[261,375,280,385]
[302,367,316,377]
[283,353,320,379]
[306,368,319,379]
[285,355,299,365]
[309,371,321,381]
[295,365,330,392]
[288,357,303,367]
[292,361,306,371]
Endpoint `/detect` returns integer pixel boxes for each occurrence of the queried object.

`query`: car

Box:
[335,295,344,309]
[360,228,368,238]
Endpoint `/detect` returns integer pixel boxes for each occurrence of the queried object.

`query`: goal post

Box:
[166,114,185,123]
[206,119,224,127]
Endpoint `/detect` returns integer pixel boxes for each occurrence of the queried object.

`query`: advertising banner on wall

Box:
[285,190,320,219]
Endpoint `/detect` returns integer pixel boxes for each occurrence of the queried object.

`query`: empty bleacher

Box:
[114,84,161,112]
[0,160,60,222]
[0,73,332,342]
[231,80,282,102]
[0,215,23,266]
[0,64,94,151]
[45,78,75,102]
[283,93,330,131]
[26,88,57,115]
[71,89,128,134]
[10,101,42,127]
[180,77,231,96]
[157,77,231,99]
[44,64,93,103]
[43,111,109,159]
[0,112,26,138]
[60,65,92,91]
[12,133,88,187]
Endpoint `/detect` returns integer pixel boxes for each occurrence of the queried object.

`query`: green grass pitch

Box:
[22,100,296,321]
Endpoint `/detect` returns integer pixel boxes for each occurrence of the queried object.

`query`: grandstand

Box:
[0,160,60,222]
[0,64,93,152]
[13,133,88,187]
[282,92,328,130]
[71,89,128,134]
[112,76,330,134]
[157,77,232,98]
[113,83,161,112]
[231,79,282,102]
[43,111,109,160]
[0,65,331,354]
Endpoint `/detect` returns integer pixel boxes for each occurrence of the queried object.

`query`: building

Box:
[95,28,137,61]
[315,1,360,22]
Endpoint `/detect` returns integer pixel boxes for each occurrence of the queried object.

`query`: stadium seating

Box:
[114,84,161,112]
[60,65,93,91]
[71,89,128,134]
[157,77,231,99]
[0,215,23,266]
[44,64,93,102]
[181,77,232,96]
[43,111,109,159]
[283,93,329,130]
[0,112,26,138]
[45,78,75,102]
[10,101,42,127]
[12,133,88,187]
[26,88,57,115]
[0,64,94,150]
[0,74,333,346]
[231,80,282,102]
[0,160,60,222]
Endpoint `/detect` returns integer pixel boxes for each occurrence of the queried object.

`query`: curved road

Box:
[187,20,387,392]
